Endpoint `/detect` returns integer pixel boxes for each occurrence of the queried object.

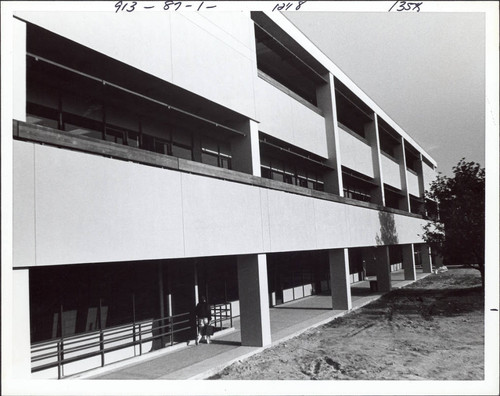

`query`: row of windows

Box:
[25,54,423,209]
[260,158,325,192]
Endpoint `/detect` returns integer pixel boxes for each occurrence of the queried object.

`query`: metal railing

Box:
[31,312,192,379]
[211,303,233,330]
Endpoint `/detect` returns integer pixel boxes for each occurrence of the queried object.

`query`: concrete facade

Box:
[7,10,438,379]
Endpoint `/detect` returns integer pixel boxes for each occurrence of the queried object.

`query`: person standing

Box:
[195,296,212,344]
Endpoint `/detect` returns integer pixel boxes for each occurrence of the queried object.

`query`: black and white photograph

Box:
[1,1,498,395]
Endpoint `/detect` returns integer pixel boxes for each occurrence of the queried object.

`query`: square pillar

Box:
[13,18,26,122]
[329,249,352,310]
[395,139,411,211]
[374,246,392,292]
[316,73,343,195]
[419,244,433,273]
[366,115,385,206]
[237,254,271,347]
[402,244,416,280]
[12,269,31,379]
[230,119,261,176]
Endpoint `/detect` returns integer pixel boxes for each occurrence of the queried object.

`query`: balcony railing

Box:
[13,120,423,219]
[31,312,191,379]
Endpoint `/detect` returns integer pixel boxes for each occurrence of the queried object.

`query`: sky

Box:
[285,11,486,176]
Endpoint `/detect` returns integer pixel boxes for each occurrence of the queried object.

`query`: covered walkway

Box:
[74,269,429,380]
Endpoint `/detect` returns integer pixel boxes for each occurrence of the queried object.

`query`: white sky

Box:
[285,11,486,176]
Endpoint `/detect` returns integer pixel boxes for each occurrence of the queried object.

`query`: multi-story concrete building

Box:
[10,10,438,379]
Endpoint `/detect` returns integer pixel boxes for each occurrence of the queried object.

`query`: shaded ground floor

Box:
[15,244,435,379]
[87,268,430,380]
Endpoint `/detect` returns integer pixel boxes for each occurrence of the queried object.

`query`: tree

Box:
[422,158,485,287]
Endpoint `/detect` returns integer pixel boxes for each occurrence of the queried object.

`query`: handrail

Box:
[31,311,193,378]
[211,303,233,330]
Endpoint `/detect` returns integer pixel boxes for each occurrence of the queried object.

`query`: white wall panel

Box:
[13,141,427,267]
[34,145,185,265]
[381,153,402,189]
[195,12,255,55]
[266,190,317,251]
[13,142,36,267]
[290,100,328,158]
[181,173,264,256]
[345,205,382,247]
[407,170,421,196]
[170,13,256,119]
[255,78,294,141]
[422,161,437,192]
[338,126,374,178]
[256,78,328,157]
[17,11,174,83]
[313,199,350,249]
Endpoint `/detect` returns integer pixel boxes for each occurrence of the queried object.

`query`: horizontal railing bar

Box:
[26,52,246,137]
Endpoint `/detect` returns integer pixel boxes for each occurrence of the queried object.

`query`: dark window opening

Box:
[384,188,402,210]
[335,79,373,139]
[201,136,232,170]
[405,148,420,173]
[389,245,403,265]
[24,23,250,173]
[24,56,244,170]
[410,195,424,215]
[259,133,329,192]
[254,23,325,107]
[342,168,375,202]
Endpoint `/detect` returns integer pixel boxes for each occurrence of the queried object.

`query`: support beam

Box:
[317,73,343,195]
[374,246,392,292]
[237,254,271,347]
[230,119,261,176]
[12,269,31,379]
[402,244,416,280]
[366,114,385,205]
[419,244,433,273]
[395,138,411,211]
[13,18,26,122]
[329,248,352,310]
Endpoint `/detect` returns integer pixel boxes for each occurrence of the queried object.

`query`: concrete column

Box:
[237,254,271,347]
[316,73,343,195]
[395,138,411,211]
[414,154,427,214]
[374,246,392,292]
[419,244,433,273]
[230,119,261,176]
[366,114,385,205]
[13,18,26,122]
[12,269,31,379]
[328,249,352,310]
[402,244,416,280]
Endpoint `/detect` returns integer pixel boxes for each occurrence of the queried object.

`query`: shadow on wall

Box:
[375,211,399,245]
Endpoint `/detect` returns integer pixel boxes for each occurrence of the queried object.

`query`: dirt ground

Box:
[210,267,484,380]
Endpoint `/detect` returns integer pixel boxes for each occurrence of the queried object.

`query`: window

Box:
[384,188,401,210]
[252,13,327,107]
[342,169,374,202]
[261,158,324,191]
[201,136,232,170]
[335,79,373,139]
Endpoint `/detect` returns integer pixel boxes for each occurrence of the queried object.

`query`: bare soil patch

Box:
[210,267,484,380]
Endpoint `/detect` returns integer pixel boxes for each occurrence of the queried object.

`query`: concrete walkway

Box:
[76,269,429,380]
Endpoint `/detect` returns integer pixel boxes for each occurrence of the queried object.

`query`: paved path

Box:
[76,269,428,380]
